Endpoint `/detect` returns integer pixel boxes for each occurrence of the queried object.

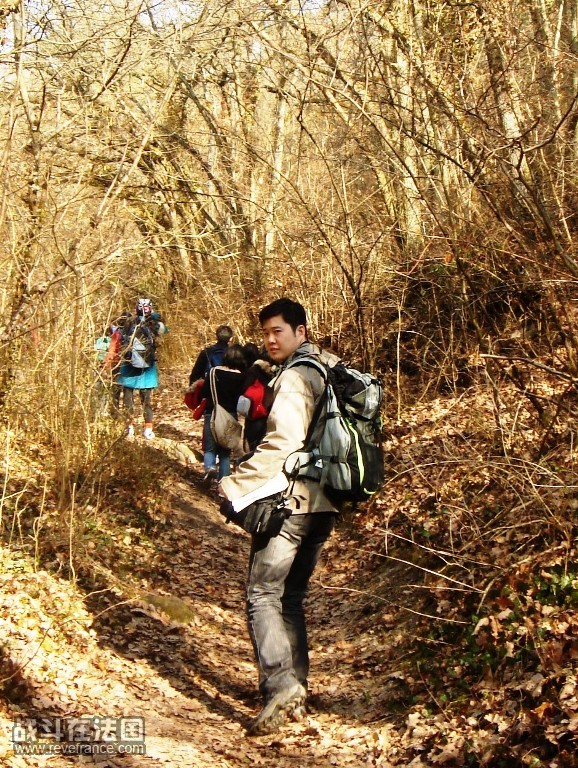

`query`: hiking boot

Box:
[247,683,307,736]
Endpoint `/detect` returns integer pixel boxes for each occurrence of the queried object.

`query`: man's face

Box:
[262,314,306,363]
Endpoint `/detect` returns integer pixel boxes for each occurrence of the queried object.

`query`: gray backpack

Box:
[283,356,384,505]
[125,323,155,369]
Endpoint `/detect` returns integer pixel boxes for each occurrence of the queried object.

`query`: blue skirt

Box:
[117,362,159,389]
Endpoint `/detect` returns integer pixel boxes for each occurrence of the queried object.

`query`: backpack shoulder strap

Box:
[209,366,219,407]
[284,354,328,380]
[205,345,224,376]
[126,323,138,346]
[284,355,332,447]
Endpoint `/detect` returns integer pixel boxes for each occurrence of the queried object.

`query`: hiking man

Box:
[188,325,234,482]
[219,298,339,736]
[188,325,233,386]
[102,311,132,418]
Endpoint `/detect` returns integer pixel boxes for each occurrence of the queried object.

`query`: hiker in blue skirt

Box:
[118,298,167,440]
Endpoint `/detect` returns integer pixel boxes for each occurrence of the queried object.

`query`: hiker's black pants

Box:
[123,387,153,424]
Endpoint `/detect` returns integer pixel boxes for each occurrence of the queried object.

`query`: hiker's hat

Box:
[136,298,152,316]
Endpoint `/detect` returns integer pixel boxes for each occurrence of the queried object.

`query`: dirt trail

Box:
[1,373,407,767]
[107,374,404,766]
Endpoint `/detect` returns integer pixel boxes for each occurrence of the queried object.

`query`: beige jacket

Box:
[220,342,340,514]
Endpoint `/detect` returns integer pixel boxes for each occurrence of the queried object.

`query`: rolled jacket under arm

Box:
[220,343,339,514]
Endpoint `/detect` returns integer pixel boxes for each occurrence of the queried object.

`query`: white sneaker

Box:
[126,425,135,439]
[143,427,155,440]
[202,467,218,485]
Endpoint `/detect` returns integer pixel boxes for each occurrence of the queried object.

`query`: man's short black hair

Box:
[216,325,233,343]
[259,298,308,333]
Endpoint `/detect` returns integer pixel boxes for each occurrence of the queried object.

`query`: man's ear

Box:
[296,324,307,342]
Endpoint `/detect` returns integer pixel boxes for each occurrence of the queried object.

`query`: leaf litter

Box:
[1,367,578,766]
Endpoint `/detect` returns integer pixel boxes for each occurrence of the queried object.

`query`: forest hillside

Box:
[2,0,578,765]
[1,353,578,768]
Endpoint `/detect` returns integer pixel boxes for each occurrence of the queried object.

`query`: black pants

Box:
[123,387,153,424]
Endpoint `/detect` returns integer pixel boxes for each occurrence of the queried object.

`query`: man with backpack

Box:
[101,311,132,418]
[218,298,340,736]
[188,324,233,386]
[188,325,234,482]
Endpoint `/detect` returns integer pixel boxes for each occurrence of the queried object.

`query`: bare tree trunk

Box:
[264,74,289,261]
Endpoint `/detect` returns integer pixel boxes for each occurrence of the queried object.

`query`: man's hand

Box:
[219,498,235,522]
